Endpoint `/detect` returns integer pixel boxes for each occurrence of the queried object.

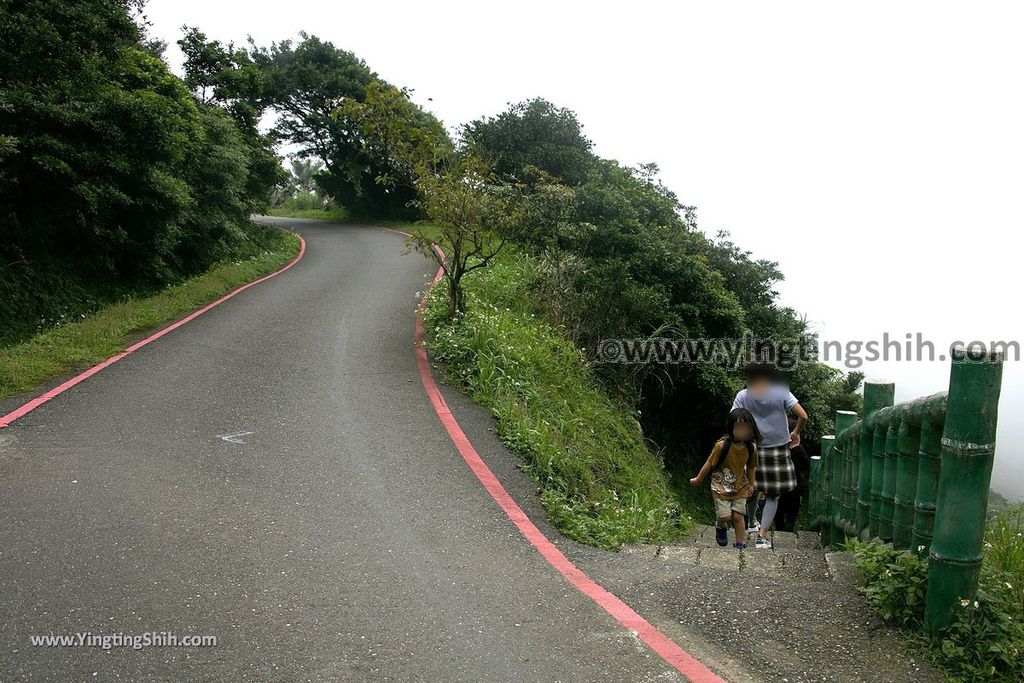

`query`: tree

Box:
[247,35,406,216]
[188,34,451,218]
[178,27,264,129]
[463,98,594,186]
[408,154,515,316]
[0,0,282,342]
[701,230,801,339]
[789,363,864,449]
[176,27,285,208]
[336,80,451,198]
[458,98,864,467]
[289,158,323,195]
[249,34,373,167]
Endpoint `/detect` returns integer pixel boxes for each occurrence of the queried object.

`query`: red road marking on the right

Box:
[380,224,725,683]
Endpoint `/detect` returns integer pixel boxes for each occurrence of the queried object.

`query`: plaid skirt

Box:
[755,444,797,497]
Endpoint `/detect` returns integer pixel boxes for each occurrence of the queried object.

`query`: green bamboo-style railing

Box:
[808,345,1003,631]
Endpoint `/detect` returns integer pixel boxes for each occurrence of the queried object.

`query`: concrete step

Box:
[622,525,838,581]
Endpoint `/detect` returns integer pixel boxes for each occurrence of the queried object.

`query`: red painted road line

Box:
[390,225,725,683]
[0,233,307,429]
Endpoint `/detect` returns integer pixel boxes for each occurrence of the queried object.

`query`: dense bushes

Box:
[463,99,861,467]
[0,1,282,344]
[848,505,1024,682]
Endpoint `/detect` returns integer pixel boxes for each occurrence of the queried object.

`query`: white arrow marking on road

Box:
[217,431,254,444]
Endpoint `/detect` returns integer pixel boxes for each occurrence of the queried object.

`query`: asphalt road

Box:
[0,218,693,682]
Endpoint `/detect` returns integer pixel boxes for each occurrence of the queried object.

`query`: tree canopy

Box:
[179,31,451,218]
[0,0,283,344]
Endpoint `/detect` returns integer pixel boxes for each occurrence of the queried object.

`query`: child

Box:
[732,362,807,548]
[690,408,760,548]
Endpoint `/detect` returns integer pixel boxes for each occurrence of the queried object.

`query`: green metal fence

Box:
[807,345,1004,631]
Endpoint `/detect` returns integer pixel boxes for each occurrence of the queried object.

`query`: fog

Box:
[145,0,1023,500]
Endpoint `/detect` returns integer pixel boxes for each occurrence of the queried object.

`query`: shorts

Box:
[714,497,746,518]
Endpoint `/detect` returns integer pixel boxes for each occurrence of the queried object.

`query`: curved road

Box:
[0,219,702,681]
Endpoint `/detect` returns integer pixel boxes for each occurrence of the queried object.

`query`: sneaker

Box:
[754,535,770,549]
[733,542,745,550]
[746,519,760,532]
[715,525,728,546]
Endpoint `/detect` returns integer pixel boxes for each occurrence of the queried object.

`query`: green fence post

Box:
[912,394,946,554]
[924,346,1004,632]
[878,412,900,542]
[816,436,834,539]
[834,411,858,541]
[826,434,841,545]
[869,406,892,538]
[843,425,861,536]
[893,402,922,550]
[858,382,894,539]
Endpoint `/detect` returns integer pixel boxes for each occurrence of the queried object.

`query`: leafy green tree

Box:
[701,230,802,339]
[178,26,264,128]
[336,80,451,197]
[176,28,285,209]
[0,0,282,344]
[289,158,323,195]
[789,363,864,448]
[180,33,450,218]
[463,98,594,186]
[248,34,372,168]
[409,154,516,316]
[245,36,404,216]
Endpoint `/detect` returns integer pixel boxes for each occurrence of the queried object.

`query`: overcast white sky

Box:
[146,0,1023,499]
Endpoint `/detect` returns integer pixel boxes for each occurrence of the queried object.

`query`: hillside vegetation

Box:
[0,1,284,347]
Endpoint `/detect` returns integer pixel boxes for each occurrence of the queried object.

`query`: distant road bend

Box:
[0,218,720,681]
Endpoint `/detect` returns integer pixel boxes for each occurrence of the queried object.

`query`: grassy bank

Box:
[848,505,1024,681]
[266,192,349,222]
[266,206,349,222]
[0,224,301,402]
[420,250,689,549]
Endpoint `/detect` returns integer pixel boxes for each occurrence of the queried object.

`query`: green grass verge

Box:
[420,251,690,549]
[0,224,301,402]
[265,206,349,222]
[847,504,1024,682]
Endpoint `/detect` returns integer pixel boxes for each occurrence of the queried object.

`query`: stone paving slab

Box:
[741,549,784,574]
[826,551,862,586]
[699,547,742,570]
[796,530,823,549]
[778,549,832,581]
[768,530,800,549]
[624,524,833,580]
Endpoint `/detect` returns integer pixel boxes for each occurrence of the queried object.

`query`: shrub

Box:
[847,505,1024,682]
[422,253,689,549]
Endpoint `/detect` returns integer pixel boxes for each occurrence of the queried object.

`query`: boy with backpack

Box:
[690,407,760,548]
